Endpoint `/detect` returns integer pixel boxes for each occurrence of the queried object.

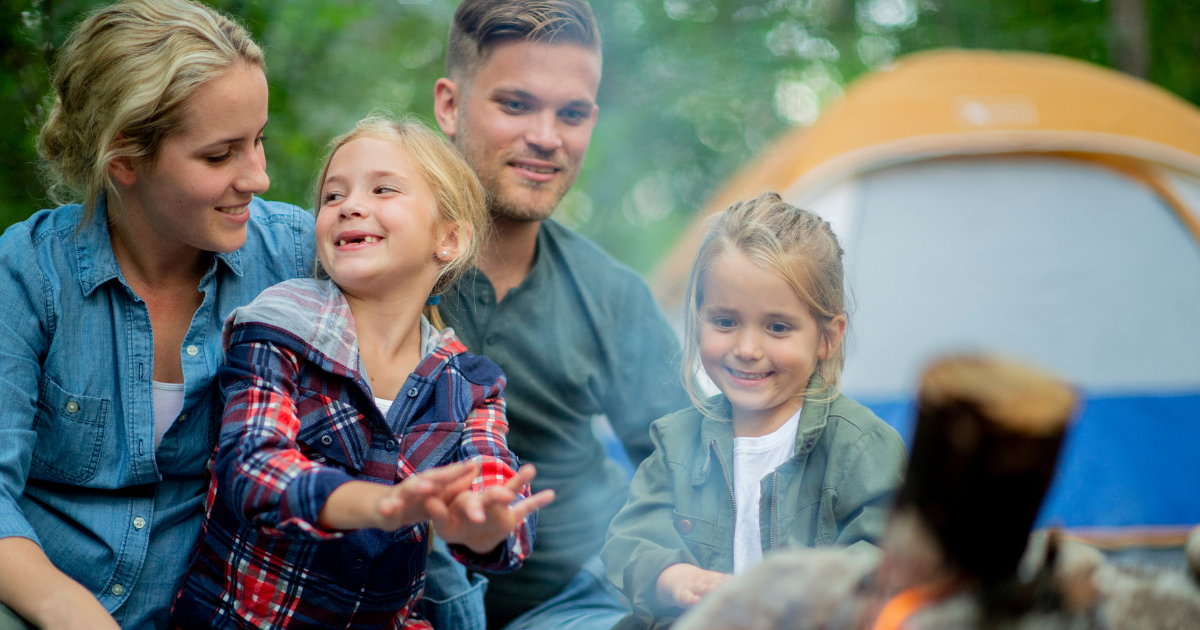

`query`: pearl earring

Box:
[441,250,448,259]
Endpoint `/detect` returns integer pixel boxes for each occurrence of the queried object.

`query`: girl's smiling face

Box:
[316,137,445,298]
[698,250,844,432]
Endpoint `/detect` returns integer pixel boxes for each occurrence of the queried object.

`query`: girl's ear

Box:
[818,314,847,361]
[435,220,472,264]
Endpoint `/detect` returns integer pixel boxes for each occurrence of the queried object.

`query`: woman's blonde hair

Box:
[313,115,487,329]
[681,191,848,413]
[37,0,264,225]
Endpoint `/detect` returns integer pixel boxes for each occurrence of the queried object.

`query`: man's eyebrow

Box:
[492,88,538,102]
[197,121,269,151]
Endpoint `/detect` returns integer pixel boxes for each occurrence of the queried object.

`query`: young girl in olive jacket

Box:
[602,192,908,629]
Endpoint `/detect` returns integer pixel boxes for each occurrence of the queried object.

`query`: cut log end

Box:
[920,355,1077,437]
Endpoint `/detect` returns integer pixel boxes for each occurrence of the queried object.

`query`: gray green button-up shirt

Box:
[440,219,690,624]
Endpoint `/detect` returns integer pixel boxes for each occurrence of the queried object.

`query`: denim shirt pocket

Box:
[31,375,111,484]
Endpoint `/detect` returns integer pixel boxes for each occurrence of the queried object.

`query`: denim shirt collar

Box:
[74,193,244,297]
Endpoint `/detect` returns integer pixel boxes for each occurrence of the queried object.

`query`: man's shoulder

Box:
[541,219,650,299]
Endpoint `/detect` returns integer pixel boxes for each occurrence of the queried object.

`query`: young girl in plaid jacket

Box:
[171,116,553,630]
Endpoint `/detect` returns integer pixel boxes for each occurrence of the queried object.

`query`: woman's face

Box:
[119,62,270,253]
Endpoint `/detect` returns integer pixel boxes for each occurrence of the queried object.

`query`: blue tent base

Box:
[860,391,1200,529]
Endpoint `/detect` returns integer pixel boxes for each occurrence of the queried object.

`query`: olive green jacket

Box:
[601,391,907,628]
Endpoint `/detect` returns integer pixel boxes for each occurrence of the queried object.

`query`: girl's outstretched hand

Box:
[374,461,480,531]
[431,464,556,554]
[318,461,479,532]
[656,563,731,608]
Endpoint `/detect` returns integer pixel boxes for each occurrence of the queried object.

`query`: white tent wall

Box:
[798,155,1200,399]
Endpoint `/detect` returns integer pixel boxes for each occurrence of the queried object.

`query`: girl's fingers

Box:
[458,492,486,523]
[423,496,449,521]
[503,464,537,493]
[508,489,556,520]
[437,469,477,502]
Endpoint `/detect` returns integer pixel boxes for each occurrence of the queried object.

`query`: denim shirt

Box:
[0,195,315,630]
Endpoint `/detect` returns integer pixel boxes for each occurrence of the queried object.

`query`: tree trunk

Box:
[1110,0,1149,77]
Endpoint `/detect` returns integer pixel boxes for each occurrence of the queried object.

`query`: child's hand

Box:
[319,461,479,532]
[431,464,556,555]
[656,563,731,608]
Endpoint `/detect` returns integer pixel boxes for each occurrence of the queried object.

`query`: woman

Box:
[0,1,314,628]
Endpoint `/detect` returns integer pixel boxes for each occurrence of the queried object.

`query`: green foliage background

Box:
[2,0,1198,273]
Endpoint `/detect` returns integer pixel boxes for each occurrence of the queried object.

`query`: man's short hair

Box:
[445,0,601,84]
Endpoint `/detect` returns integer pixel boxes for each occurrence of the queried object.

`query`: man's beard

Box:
[454,119,577,223]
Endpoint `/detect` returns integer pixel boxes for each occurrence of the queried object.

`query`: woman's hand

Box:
[0,538,121,630]
[319,461,480,532]
[431,464,556,555]
[656,563,731,608]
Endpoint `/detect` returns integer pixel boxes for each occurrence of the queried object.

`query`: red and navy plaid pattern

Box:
[171,282,531,630]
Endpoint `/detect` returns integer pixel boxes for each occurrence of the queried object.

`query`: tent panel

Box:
[841,156,1200,397]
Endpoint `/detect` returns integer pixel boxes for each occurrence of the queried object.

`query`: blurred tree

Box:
[0,0,1197,272]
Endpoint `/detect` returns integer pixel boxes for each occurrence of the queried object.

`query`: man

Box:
[432,1,692,628]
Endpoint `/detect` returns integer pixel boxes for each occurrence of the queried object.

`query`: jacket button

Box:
[678,519,692,535]
[407,387,419,398]
[354,558,365,571]
[320,435,333,446]
[386,439,397,451]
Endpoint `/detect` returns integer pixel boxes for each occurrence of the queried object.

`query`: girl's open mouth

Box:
[727,367,772,385]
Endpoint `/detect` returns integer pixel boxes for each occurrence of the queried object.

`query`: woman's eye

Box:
[205,152,233,164]
[254,135,267,146]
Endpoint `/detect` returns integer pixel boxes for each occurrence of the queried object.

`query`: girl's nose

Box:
[732,330,763,361]
[338,192,371,220]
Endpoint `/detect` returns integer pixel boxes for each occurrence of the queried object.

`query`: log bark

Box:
[895,356,1076,583]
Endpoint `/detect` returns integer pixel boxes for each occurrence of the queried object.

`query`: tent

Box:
[650,50,1200,545]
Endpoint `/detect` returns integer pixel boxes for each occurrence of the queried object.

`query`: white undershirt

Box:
[375,397,394,417]
[731,407,801,575]
[151,381,186,451]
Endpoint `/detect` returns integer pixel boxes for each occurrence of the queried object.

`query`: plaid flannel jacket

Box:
[171,279,532,630]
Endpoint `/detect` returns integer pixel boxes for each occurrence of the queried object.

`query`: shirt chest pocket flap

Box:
[32,376,111,484]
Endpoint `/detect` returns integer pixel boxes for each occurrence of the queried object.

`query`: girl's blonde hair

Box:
[313,115,487,329]
[682,191,848,413]
[38,0,264,226]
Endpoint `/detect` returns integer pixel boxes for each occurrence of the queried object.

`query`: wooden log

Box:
[895,355,1077,583]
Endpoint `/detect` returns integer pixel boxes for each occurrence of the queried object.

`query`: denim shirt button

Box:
[65,401,80,413]
[132,516,146,530]
[407,387,419,398]
[111,583,124,596]
[320,435,333,446]
[186,345,199,356]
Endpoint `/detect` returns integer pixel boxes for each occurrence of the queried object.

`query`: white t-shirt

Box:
[375,397,394,417]
[731,407,801,575]
[151,381,186,451]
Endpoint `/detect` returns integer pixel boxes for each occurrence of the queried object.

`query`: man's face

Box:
[439,40,600,222]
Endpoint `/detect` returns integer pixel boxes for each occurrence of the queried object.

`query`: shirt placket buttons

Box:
[133,517,146,530]
[186,345,199,357]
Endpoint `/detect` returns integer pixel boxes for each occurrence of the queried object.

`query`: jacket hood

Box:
[222,278,440,384]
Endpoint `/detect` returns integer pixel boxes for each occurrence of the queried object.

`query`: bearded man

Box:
[431,1,691,628]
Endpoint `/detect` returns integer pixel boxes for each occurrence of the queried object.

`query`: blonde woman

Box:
[0,1,315,628]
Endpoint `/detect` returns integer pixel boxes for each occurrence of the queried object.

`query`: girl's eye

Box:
[767,322,792,334]
[322,192,343,204]
[713,317,736,329]
[374,186,397,195]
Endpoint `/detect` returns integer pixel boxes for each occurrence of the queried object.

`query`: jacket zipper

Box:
[711,439,736,560]
[769,471,779,549]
